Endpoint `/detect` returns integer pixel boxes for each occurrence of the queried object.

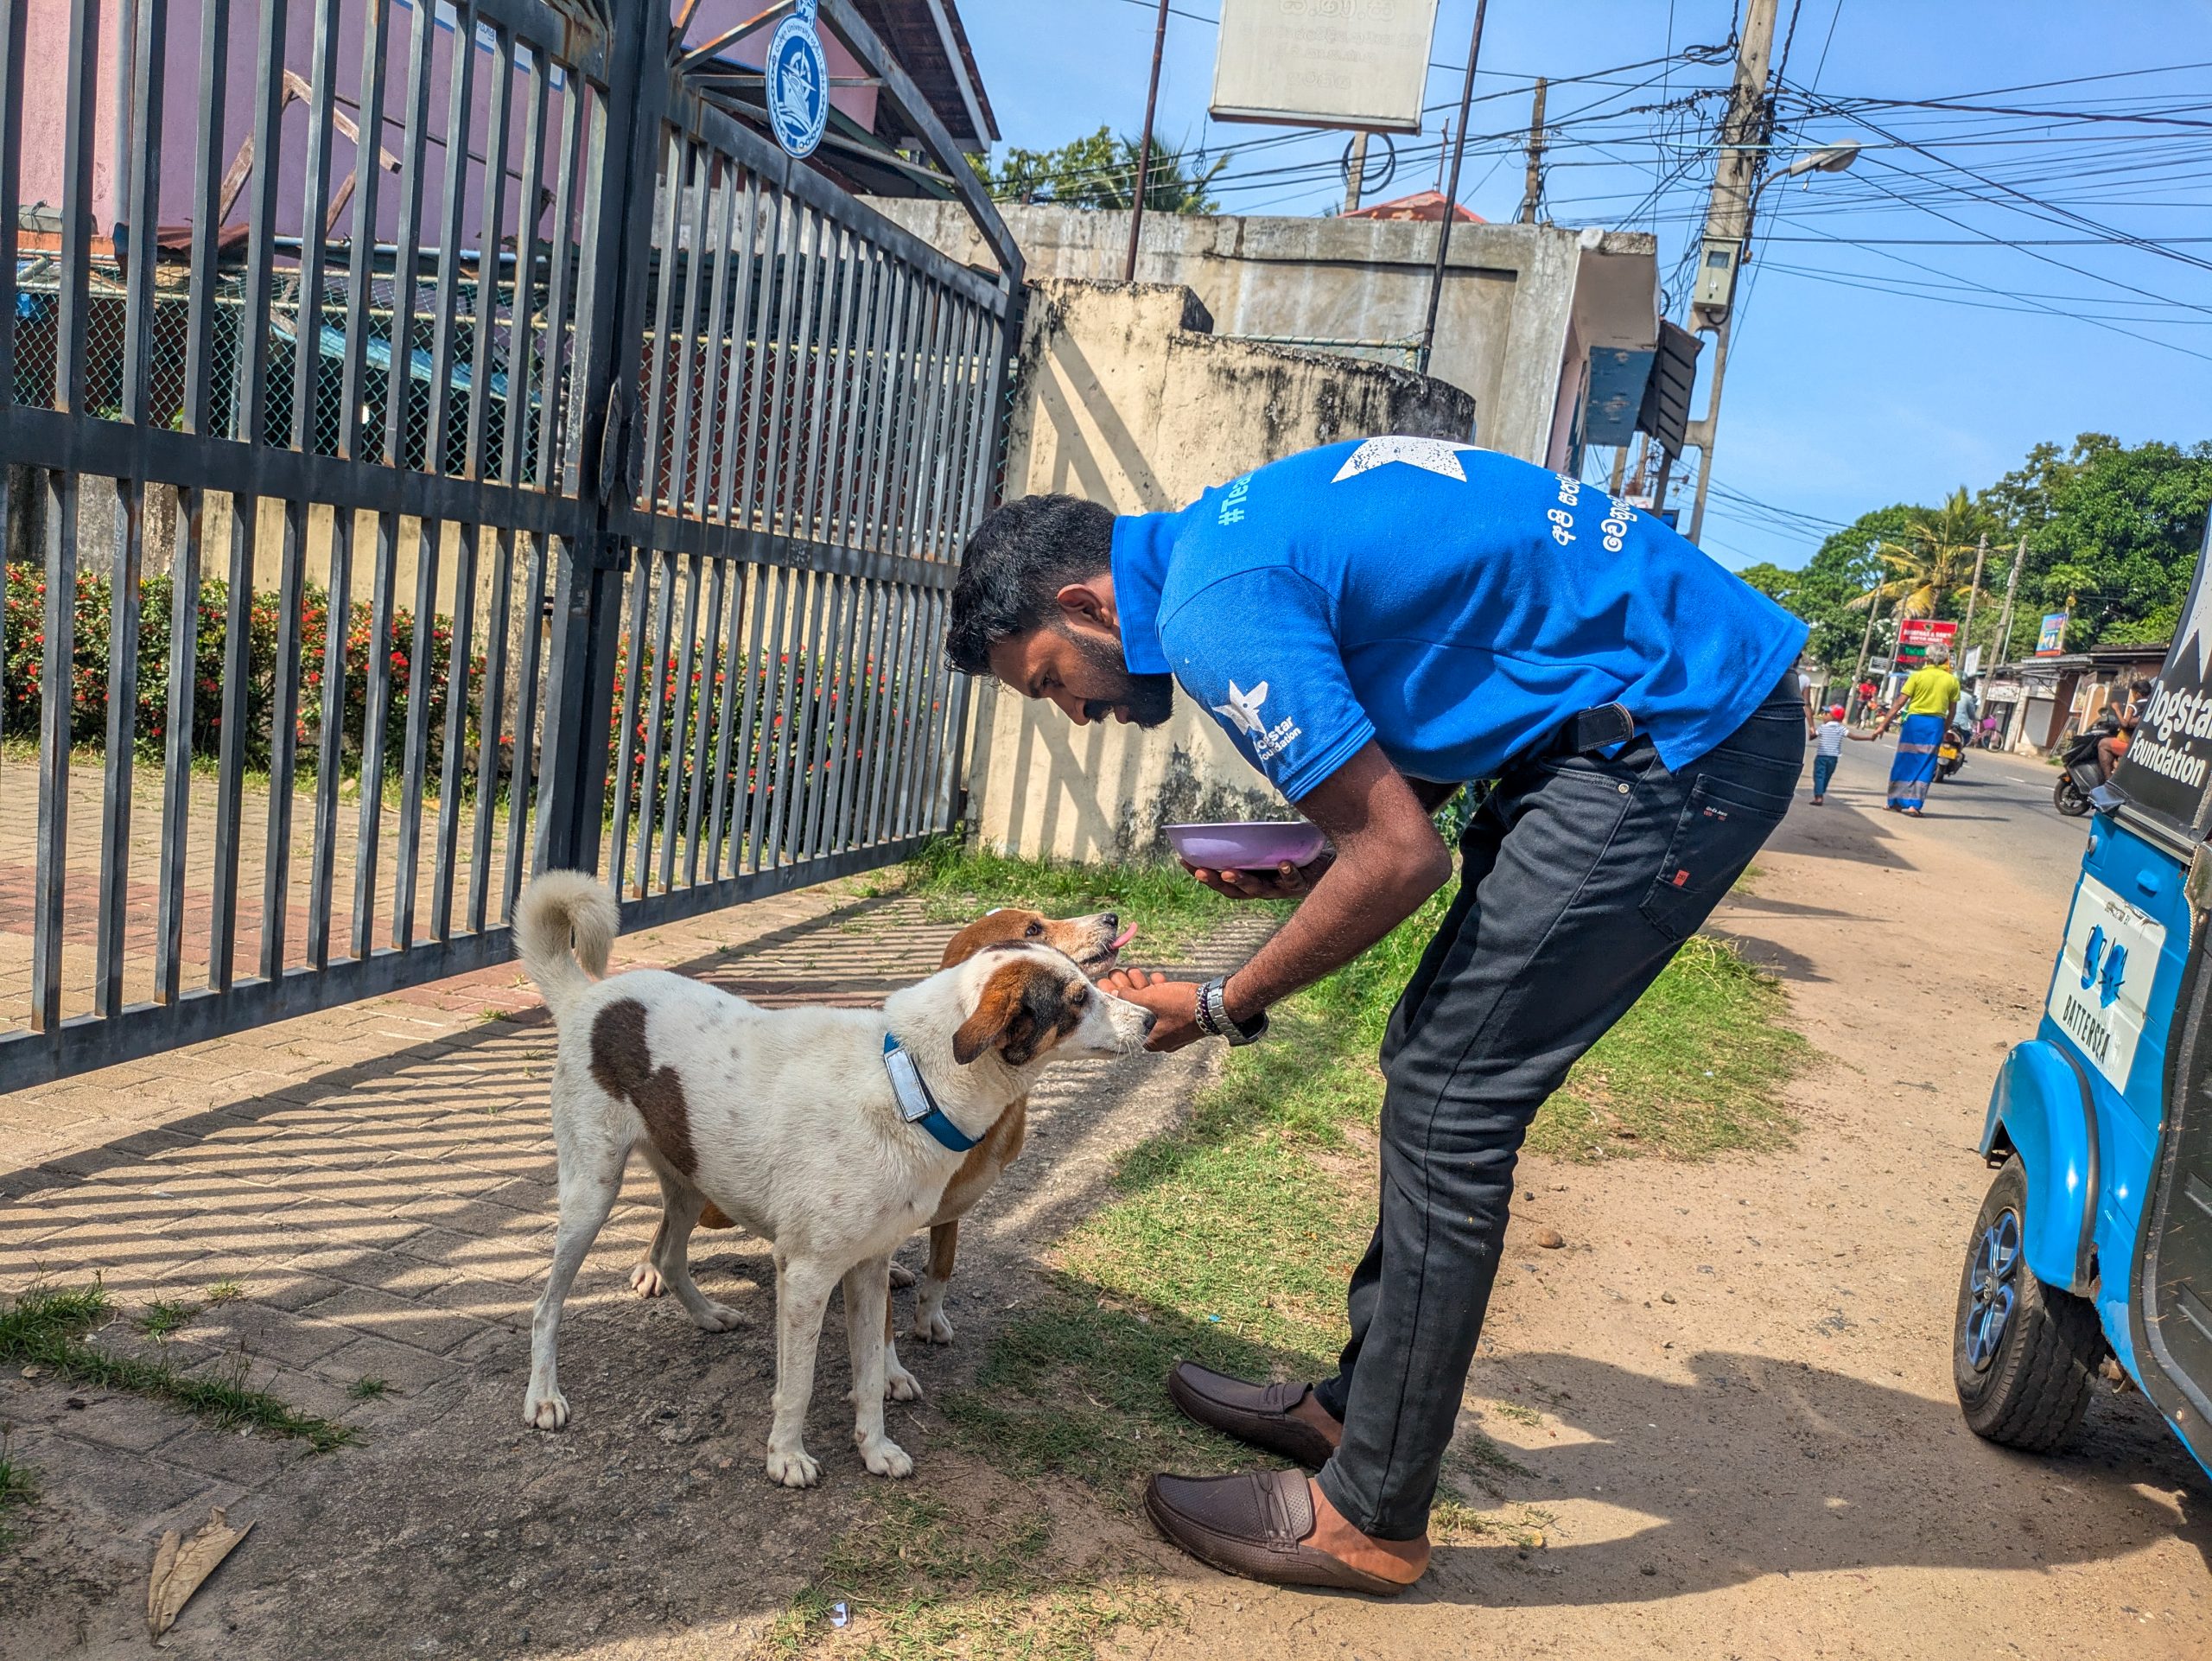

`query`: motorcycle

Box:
[2053,716,2119,818]
[1937,722,1970,781]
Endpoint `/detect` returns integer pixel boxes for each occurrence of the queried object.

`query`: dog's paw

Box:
[765,1447,821,1489]
[690,1301,746,1333]
[912,1309,954,1346]
[523,1384,569,1431]
[855,1431,913,1480]
[887,1261,917,1289]
[885,1363,924,1403]
[629,1262,668,1298]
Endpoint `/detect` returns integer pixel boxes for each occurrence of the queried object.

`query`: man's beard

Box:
[1068,629,1176,729]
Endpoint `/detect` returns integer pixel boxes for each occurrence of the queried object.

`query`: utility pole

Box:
[1681,0,1780,546]
[1849,538,1884,717]
[1434,120,1452,189]
[1959,531,1989,679]
[1123,0,1171,283]
[1417,0,1488,376]
[1991,536,2027,667]
[1516,78,1547,223]
[1345,132,1370,213]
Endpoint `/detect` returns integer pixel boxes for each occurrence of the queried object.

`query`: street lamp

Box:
[1681,140,1861,545]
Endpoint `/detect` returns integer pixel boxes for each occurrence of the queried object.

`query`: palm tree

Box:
[1846,488,1990,620]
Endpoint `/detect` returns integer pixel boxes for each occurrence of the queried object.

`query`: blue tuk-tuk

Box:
[1962,518,2212,1482]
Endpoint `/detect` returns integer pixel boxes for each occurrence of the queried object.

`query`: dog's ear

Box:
[954,961,1040,1064]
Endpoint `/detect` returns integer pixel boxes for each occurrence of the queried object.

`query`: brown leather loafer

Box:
[1167,1361,1337,1467]
[1144,1468,1412,1595]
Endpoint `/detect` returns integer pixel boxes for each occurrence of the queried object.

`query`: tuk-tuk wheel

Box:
[1952,1158,2103,1453]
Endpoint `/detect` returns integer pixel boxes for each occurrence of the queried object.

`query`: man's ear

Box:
[1053,579,1114,633]
[954,963,1035,1064]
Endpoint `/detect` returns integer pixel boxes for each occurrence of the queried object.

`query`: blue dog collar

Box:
[883,1032,979,1154]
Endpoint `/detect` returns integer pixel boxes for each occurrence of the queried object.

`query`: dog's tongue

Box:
[1110,922,1139,951]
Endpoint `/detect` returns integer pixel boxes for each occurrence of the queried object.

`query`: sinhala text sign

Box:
[1210,0,1442,134]
[2113,515,2212,834]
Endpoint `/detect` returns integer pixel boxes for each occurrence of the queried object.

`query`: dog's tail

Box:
[514,870,619,1027]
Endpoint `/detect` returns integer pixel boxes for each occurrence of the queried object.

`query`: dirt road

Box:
[1143,736,2211,1658]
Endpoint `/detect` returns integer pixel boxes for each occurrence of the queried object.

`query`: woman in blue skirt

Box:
[1872,645,1961,815]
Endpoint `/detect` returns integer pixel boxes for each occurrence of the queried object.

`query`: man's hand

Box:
[1100,968,1204,1053]
[1184,850,1332,900]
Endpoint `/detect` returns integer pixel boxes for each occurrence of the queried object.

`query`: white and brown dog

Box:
[647,905,1135,1354]
[512,872,1154,1486]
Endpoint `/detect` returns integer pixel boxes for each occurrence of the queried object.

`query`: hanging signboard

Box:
[767,0,830,159]
[1895,617,1958,669]
[1210,0,1442,134]
[2036,612,2069,655]
[2112,516,2212,835]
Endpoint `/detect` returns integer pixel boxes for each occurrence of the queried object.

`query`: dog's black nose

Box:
[1100,912,1119,934]
[1139,1009,1158,1034]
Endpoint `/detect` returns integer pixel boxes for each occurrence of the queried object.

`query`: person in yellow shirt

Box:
[1872,646,1961,815]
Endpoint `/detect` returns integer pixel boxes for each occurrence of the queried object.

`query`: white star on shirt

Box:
[1212,680,1269,737]
[1331,436,1483,484]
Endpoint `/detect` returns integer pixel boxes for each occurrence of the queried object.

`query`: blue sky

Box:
[956,1,2212,571]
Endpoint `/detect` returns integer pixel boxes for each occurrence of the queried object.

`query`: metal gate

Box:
[0,0,1020,1090]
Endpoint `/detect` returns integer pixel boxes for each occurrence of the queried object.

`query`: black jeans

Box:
[1311,681,1804,1540]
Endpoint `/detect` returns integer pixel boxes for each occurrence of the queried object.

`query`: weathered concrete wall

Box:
[869,200,1656,467]
[963,278,1477,864]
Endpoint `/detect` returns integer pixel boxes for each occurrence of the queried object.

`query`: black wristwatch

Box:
[1195,976,1268,1046]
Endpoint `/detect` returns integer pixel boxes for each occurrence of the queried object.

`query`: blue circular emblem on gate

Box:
[766,13,830,160]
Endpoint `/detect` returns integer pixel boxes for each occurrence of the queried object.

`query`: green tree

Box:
[1743,504,1920,674]
[2012,435,2212,650]
[1867,487,1994,621]
[969,126,1228,213]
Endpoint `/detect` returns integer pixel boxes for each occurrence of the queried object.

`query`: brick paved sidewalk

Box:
[0,870,1238,1658]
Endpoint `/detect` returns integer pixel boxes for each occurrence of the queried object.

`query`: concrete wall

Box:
[869,200,1657,467]
[963,278,1477,864]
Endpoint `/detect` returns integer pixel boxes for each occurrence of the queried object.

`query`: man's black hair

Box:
[945,494,1116,674]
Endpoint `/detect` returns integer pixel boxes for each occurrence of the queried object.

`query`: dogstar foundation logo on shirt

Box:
[1212,680,1302,761]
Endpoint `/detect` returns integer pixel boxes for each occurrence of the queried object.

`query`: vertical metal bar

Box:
[797,222,849,543]
[640,129,683,510]
[29,480,76,1032]
[607,555,652,895]
[794,572,843,859]
[734,186,782,529]
[829,247,880,547]
[769,567,825,865]
[464,27,515,483]
[903,590,952,839]
[667,144,713,519]
[469,528,515,933]
[389,525,441,949]
[96,0,167,1018]
[860,258,909,554]
[681,556,725,887]
[307,509,355,969]
[829,577,884,853]
[505,53,550,492]
[711,172,760,524]
[758,201,813,535]
[922,302,978,560]
[336,0,393,463]
[804,573,862,858]
[501,530,550,921]
[0,0,29,407]
[657,552,702,894]
[692,162,736,525]
[885,276,933,556]
[379,0,437,472]
[431,525,479,940]
[908,290,958,560]
[209,0,290,990]
[725,560,770,875]
[883,585,927,842]
[870,583,922,844]
[703,558,744,879]
[632,548,678,892]
[742,563,791,874]
[536,77,583,489]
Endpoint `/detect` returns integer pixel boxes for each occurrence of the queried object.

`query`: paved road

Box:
[1807,727,2094,902]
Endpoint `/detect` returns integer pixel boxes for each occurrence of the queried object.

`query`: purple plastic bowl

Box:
[1163,820,1328,872]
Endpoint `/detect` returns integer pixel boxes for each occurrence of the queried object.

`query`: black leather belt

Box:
[1545,671,1800,759]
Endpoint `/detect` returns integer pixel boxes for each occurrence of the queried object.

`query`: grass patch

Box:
[203,1280,244,1306]
[136,1297,200,1339]
[948,889,1810,1501]
[346,1376,391,1401]
[0,1283,357,1453]
[0,1435,35,1550]
[1530,933,1809,1162]
[859,837,1287,958]
[761,1490,1170,1661]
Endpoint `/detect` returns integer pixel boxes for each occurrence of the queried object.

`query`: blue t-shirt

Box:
[1111,437,1809,802]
